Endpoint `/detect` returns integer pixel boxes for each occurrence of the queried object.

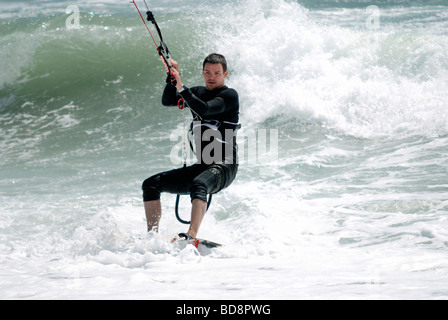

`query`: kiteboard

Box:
[171,235,222,249]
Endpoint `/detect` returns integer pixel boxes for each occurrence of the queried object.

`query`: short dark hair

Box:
[203,53,227,73]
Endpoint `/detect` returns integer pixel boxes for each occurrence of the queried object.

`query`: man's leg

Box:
[144,200,161,232]
[142,165,205,233]
[187,166,222,239]
[187,199,208,239]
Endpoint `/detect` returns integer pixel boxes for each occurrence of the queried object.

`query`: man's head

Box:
[202,53,229,90]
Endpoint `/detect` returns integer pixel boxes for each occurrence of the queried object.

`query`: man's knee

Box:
[142,175,161,202]
[190,178,208,203]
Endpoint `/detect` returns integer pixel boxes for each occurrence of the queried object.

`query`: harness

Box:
[179,98,241,156]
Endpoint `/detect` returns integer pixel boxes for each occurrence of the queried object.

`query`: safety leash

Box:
[174,99,213,225]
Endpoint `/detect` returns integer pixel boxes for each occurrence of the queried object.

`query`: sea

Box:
[1,0,448,300]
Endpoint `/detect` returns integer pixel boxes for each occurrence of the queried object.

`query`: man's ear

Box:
[224,70,229,78]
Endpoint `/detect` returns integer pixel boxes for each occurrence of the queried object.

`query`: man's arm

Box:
[161,80,180,106]
[161,59,182,106]
[179,88,238,117]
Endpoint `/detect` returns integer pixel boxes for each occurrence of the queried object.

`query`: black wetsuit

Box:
[142,82,240,203]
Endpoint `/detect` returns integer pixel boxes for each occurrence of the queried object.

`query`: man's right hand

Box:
[169,59,184,91]
[170,59,180,72]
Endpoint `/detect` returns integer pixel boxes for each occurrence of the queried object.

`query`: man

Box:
[142,53,240,240]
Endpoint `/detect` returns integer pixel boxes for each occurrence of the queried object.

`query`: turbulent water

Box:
[1,0,448,299]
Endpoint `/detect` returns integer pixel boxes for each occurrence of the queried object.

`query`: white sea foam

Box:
[209,0,448,138]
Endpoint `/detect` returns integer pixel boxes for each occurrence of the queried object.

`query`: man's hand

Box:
[170,59,180,72]
[169,59,183,90]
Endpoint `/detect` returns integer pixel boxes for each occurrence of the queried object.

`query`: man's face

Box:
[202,63,228,90]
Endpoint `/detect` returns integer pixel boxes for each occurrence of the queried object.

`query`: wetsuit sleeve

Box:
[180,88,238,117]
[161,81,181,107]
